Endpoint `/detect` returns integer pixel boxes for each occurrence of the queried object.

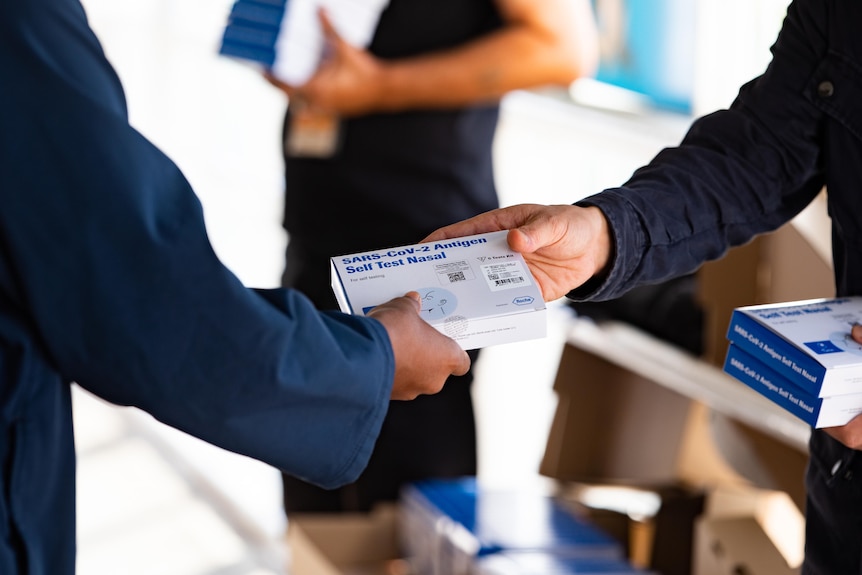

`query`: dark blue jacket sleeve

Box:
[0,0,393,489]
[573,0,829,302]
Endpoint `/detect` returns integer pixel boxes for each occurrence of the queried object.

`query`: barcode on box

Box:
[495,276,524,287]
[482,261,532,292]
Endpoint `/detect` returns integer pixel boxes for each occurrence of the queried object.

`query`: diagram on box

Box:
[418,287,458,320]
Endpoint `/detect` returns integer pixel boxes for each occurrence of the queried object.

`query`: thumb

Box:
[402,290,421,309]
[507,227,536,254]
[852,323,862,345]
[508,220,560,255]
[503,206,565,255]
[317,8,345,53]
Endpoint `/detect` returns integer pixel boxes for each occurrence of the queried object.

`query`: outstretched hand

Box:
[824,323,862,449]
[424,204,613,302]
[367,292,470,400]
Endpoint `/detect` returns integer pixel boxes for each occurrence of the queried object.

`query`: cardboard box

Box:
[693,516,800,575]
[703,484,805,569]
[331,231,546,350]
[703,415,808,511]
[287,504,405,575]
[540,343,695,484]
[557,482,706,575]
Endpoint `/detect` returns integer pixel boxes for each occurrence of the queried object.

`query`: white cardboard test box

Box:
[330,231,546,350]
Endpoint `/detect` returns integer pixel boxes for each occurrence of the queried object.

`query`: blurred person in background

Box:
[0,0,471,573]
[427,1,862,572]
[264,0,599,514]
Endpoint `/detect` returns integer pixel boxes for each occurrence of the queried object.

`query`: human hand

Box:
[823,324,862,450]
[266,9,383,116]
[367,292,470,400]
[424,204,613,302]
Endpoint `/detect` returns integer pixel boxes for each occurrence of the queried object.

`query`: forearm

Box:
[577,0,828,302]
[3,24,396,487]
[364,0,596,112]
[377,17,595,110]
[282,0,598,116]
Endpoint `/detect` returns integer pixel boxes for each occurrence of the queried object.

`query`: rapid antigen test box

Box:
[330,231,546,350]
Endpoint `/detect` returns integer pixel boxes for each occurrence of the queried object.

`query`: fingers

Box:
[371,291,421,315]
[508,204,594,254]
[796,329,862,450]
[317,7,338,41]
[400,296,470,377]
[501,227,534,254]
[824,413,862,450]
[423,206,534,242]
[368,292,471,400]
[317,7,346,60]
[263,71,299,100]
[403,290,421,307]
[263,72,284,90]
[423,204,569,250]
[448,341,472,377]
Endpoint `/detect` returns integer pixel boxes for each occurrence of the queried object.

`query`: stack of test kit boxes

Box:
[330,231,546,350]
[218,0,284,72]
[723,296,862,427]
[399,477,653,575]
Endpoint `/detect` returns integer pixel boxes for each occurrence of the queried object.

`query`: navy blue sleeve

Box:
[0,0,393,489]
[574,0,829,302]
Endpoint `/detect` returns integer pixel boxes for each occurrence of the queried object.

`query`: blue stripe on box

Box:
[227,2,285,27]
[222,23,280,48]
[218,40,276,67]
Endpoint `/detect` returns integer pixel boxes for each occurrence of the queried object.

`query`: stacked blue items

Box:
[399,477,626,575]
[474,552,655,575]
[218,0,287,69]
[723,297,862,427]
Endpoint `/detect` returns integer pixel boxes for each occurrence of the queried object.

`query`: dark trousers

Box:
[281,241,479,513]
[802,429,862,574]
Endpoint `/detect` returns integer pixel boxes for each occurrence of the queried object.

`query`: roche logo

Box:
[512,296,534,306]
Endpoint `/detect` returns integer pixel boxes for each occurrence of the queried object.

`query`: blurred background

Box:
[73,0,790,573]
